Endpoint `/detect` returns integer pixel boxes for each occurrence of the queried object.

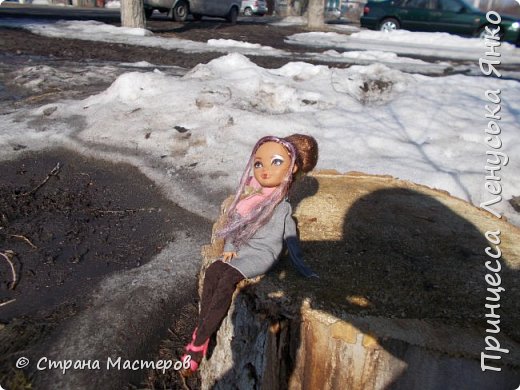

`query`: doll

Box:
[180,134,318,375]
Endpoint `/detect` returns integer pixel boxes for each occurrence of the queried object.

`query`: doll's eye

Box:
[272,158,284,166]
[254,161,263,168]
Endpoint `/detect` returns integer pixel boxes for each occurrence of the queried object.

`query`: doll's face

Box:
[253,141,294,188]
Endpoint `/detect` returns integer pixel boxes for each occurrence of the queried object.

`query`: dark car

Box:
[360,0,520,44]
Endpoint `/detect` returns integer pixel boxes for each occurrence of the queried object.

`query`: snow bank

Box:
[351,30,519,51]
[2,53,519,224]
[34,20,153,37]
[287,30,520,63]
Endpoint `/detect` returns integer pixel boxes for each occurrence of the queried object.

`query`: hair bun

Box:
[284,134,318,173]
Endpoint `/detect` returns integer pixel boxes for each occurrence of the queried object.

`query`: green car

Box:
[360,0,520,45]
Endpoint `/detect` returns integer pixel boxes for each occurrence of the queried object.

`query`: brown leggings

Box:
[194,260,245,346]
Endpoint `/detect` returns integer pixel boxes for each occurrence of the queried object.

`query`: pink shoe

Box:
[180,338,210,376]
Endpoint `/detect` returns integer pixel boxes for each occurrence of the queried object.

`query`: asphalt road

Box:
[0,2,122,21]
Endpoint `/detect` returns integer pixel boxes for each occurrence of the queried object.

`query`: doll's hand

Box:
[222,251,237,262]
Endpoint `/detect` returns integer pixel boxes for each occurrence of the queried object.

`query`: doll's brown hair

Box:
[283,134,319,175]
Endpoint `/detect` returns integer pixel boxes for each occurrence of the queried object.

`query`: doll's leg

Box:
[194,263,244,345]
[198,260,229,323]
[181,262,243,375]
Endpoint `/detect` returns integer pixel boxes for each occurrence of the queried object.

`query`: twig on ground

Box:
[25,89,63,103]
[0,212,8,226]
[179,372,192,390]
[21,162,61,197]
[88,207,159,215]
[0,250,17,290]
[9,234,37,249]
[0,298,16,307]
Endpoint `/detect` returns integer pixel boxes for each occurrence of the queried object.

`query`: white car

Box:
[144,0,242,23]
[240,0,267,16]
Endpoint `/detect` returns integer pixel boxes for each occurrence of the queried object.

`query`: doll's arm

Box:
[222,251,237,262]
[284,211,318,278]
[222,240,238,262]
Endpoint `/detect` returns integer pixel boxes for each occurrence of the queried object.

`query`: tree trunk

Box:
[121,0,145,28]
[307,0,324,29]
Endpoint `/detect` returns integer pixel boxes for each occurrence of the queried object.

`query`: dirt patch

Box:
[0,148,181,319]
[0,27,221,69]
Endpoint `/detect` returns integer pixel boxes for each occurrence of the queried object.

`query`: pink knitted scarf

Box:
[235,177,276,217]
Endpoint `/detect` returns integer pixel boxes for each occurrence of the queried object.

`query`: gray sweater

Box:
[224,201,297,278]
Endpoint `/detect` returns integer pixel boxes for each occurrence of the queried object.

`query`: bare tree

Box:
[307,0,324,28]
[121,0,145,28]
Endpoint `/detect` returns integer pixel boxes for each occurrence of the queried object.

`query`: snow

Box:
[10,64,121,92]
[207,39,282,55]
[2,53,519,225]
[118,60,160,68]
[270,16,307,26]
[304,49,455,75]
[105,0,120,8]
[351,30,519,50]
[315,50,428,64]
[287,30,520,64]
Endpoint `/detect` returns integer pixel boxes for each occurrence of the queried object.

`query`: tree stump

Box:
[199,171,520,389]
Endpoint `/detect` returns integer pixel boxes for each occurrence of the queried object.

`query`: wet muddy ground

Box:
[0,149,181,318]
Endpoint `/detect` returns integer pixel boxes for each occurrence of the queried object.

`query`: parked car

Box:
[360,0,520,44]
[240,0,268,16]
[144,0,242,23]
[324,6,342,20]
